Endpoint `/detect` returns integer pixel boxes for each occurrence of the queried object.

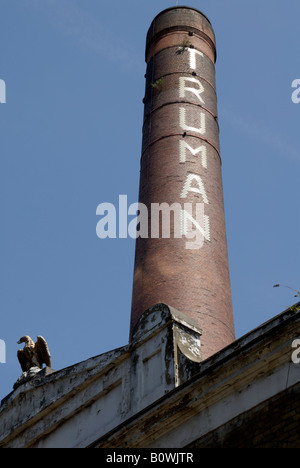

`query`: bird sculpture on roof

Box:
[17,335,51,372]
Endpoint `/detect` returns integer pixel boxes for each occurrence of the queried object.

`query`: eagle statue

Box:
[17,335,52,372]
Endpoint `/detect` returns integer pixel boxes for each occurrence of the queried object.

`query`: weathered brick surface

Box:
[130,7,235,359]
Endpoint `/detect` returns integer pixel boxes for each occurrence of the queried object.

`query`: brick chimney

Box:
[130,7,235,360]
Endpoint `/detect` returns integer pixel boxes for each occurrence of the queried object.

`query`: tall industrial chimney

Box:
[130,7,235,360]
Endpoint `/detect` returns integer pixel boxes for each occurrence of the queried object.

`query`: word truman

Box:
[177,47,210,242]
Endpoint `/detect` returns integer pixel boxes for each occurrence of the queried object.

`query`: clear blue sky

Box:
[1,0,299,400]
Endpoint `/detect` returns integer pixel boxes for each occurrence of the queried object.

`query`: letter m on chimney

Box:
[0,79,6,103]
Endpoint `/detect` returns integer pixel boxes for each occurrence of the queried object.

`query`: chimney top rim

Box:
[150,6,212,27]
